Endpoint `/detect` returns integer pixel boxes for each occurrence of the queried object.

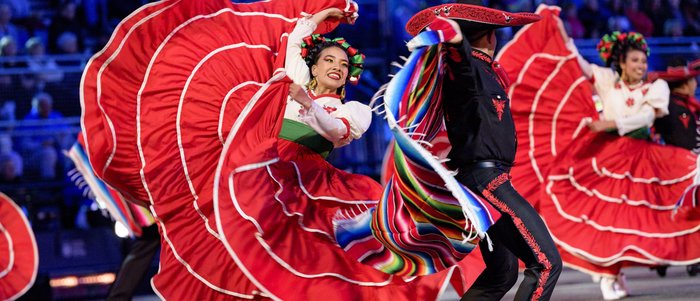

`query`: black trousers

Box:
[107,224,160,301]
[458,163,562,301]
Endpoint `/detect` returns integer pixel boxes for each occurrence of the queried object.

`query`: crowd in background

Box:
[0,0,147,229]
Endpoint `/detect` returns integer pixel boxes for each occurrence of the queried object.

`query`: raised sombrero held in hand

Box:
[405,0,541,36]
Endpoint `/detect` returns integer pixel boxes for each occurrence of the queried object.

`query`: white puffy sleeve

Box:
[614,106,655,136]
[298,100,372,147]
[285,18,317,85]
[591,65,616,94]
[643,79,670,116]
[331,101,372,144]
[299,102,348,145]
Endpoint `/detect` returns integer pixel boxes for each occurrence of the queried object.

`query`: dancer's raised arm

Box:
[285,8,345,85]
[556,16,593,78]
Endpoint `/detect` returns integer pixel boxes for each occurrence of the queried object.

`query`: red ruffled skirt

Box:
[0,193,38,300]
[216,136,457,299]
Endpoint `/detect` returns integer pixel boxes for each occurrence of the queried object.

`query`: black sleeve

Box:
[443,39,479,95]
[441,40,481,157]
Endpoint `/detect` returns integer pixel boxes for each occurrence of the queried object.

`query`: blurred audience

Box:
[625,0,653,37]
[4,0,30,19]
[0,133,22,176]
[561,2,585,39]
[19,92,65,180]
[26,37,64,86]
[0,133,25,201]
[1,35,37,115]
[0,1,24,44]
[48,0,85,53]
[682,0,700,36]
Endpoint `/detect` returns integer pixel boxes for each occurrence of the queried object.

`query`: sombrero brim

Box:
[0,193,38,300]
[690,59,700,71]
[648,69,700,82]
[406,4,542,36]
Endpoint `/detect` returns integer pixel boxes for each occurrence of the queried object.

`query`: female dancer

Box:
[80,1,452,299]
[566,31,669,138]
[497,5,700,300]
[285,8,371,150]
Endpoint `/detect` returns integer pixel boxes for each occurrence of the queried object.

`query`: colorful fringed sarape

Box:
[334,31,496,277]
[66,137,155,238]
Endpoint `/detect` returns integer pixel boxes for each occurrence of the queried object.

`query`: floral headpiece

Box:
[596,31,650,66]
[300,34,365,84]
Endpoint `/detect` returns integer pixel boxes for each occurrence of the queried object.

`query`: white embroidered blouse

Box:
[591,65,670,136]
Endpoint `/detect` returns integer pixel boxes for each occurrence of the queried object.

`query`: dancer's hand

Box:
[428,17,463,44]
[588,120,616,132]
[310,8,345,25]
[289,83,313,109]
[407,17,463,51]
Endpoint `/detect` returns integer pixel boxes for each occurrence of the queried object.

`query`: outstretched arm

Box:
[556,16,592,78]
[288,84,349,144]
[434,17,479,95]
[285,8,346,85]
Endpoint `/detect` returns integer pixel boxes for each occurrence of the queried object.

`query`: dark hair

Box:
[612,45,647,75]
[305,42,347,70]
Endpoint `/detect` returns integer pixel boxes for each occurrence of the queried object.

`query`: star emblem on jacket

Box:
[679,113,690,129]
[625,98,634,107]
[492,98,506,121]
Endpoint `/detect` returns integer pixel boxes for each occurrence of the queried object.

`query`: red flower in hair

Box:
[303,36,314,45]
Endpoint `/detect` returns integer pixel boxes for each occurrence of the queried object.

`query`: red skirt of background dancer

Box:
[498,5,700,276]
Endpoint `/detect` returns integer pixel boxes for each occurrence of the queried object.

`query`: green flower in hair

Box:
[596,31,649,67]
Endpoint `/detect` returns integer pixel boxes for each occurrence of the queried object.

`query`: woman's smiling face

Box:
[620,49,648,84]
[311,46,349,92]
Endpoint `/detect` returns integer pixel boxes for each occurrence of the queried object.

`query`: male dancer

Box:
[405,1,562,300]
[652,58,700,152]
